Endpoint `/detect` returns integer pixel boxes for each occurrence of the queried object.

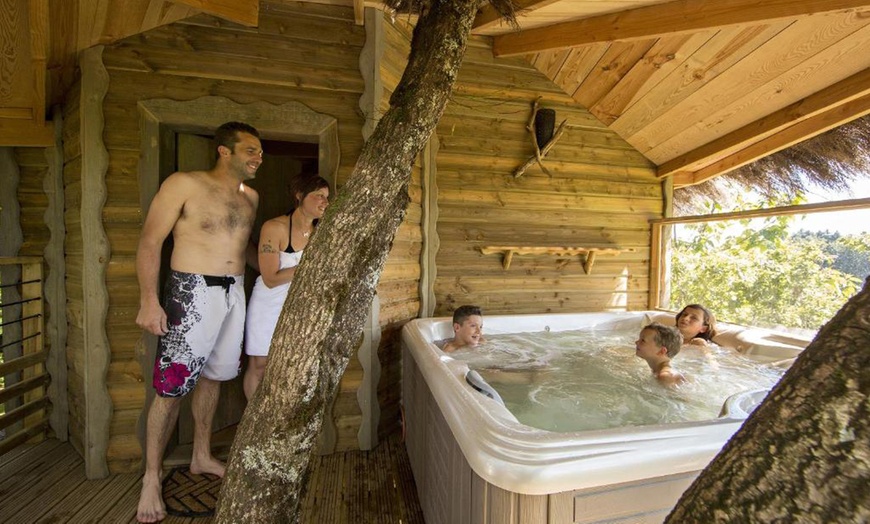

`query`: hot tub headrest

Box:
[465,370,505,406]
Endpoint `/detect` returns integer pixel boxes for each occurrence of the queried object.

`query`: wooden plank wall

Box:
[373,15,422,441]
[433,36,662,316]
[72,0,415,471]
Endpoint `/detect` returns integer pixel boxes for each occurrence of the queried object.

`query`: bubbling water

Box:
[446,326,785,433]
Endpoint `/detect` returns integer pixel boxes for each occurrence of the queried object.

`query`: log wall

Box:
[433,36,662,315]
[21,2,663,474]
[71,1,417,471]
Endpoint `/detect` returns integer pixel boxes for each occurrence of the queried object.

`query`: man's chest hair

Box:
[183,192,254,234]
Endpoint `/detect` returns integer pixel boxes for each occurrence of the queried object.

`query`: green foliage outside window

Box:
[669,213,868,332]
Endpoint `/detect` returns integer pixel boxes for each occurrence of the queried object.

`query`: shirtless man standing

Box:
[135,122,262,523]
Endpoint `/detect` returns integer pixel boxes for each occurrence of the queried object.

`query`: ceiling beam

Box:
[492,0,870,57]
[473,0,561,32]
[672,92,870,188]
[172,0,259,27]
[658,67,870,179]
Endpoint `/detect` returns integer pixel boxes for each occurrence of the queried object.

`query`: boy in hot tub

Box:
[442,305,485,353]
[443,306,550,386]
[635,322,686,387]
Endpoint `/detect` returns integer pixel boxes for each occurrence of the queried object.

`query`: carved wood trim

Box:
[79,46,112,479]
[44,107,69,442]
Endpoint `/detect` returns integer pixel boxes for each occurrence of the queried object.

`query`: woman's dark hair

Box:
[675,304,718,341]
[292,174,330,208]
[288,175,331,229]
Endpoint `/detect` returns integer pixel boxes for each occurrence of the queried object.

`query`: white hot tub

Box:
[401,311,808,524]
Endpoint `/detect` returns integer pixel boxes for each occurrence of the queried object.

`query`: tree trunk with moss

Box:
[666,277,870,523]
[214,1,482,522]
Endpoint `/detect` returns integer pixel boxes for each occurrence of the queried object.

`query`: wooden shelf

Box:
[479,246,629,274]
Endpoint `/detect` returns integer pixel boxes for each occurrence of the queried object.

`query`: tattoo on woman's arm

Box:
[261,243,276,254]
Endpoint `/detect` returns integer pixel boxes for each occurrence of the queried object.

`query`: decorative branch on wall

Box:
[513,97,568,178]
[480,245,631,274]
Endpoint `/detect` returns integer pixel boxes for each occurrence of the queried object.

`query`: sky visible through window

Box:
[788,177,870,235]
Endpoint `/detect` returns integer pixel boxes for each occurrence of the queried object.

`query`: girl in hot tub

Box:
[675,304,718,347]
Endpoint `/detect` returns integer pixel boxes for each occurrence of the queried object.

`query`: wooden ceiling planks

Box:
[638,11,870,163]
[672,92,870,187]
[491,0,870,56]
[0,0,36,113]
[506,0,870,184]
[606,23,791,140]
[78,0,199,49]
[0,0,272,146]
[572,39,657,110]
[587,31,705,126]
[660,67,870,179]
[0,0,53,146]
[550,44,609,95]
[1,0,868,184]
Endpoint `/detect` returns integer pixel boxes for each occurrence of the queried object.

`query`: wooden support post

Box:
[582,250,597,275]
[503,249,514,270]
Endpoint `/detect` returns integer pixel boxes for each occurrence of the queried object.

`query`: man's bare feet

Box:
[190,455,226,478]
[136,472,166,523]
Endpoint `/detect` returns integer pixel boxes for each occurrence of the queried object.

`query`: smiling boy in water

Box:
[443,305,484,352]
[635,322,686,387]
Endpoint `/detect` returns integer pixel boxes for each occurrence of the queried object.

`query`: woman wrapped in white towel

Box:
[243,174,330,399]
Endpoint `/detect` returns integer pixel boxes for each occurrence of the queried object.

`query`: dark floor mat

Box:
[161,466,222,517]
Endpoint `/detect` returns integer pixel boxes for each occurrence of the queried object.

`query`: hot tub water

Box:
[445,326,784,432]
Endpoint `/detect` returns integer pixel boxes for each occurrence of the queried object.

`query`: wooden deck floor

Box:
[0,433,424,523]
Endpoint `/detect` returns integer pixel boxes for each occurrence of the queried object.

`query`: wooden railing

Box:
[0,256,49,456]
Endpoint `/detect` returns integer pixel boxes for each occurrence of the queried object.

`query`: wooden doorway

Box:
[157,131,320,459]
[135,95,341,463]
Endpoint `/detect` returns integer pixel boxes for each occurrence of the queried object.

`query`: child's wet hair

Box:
[453,305,482,325]
[644,322,683,358]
